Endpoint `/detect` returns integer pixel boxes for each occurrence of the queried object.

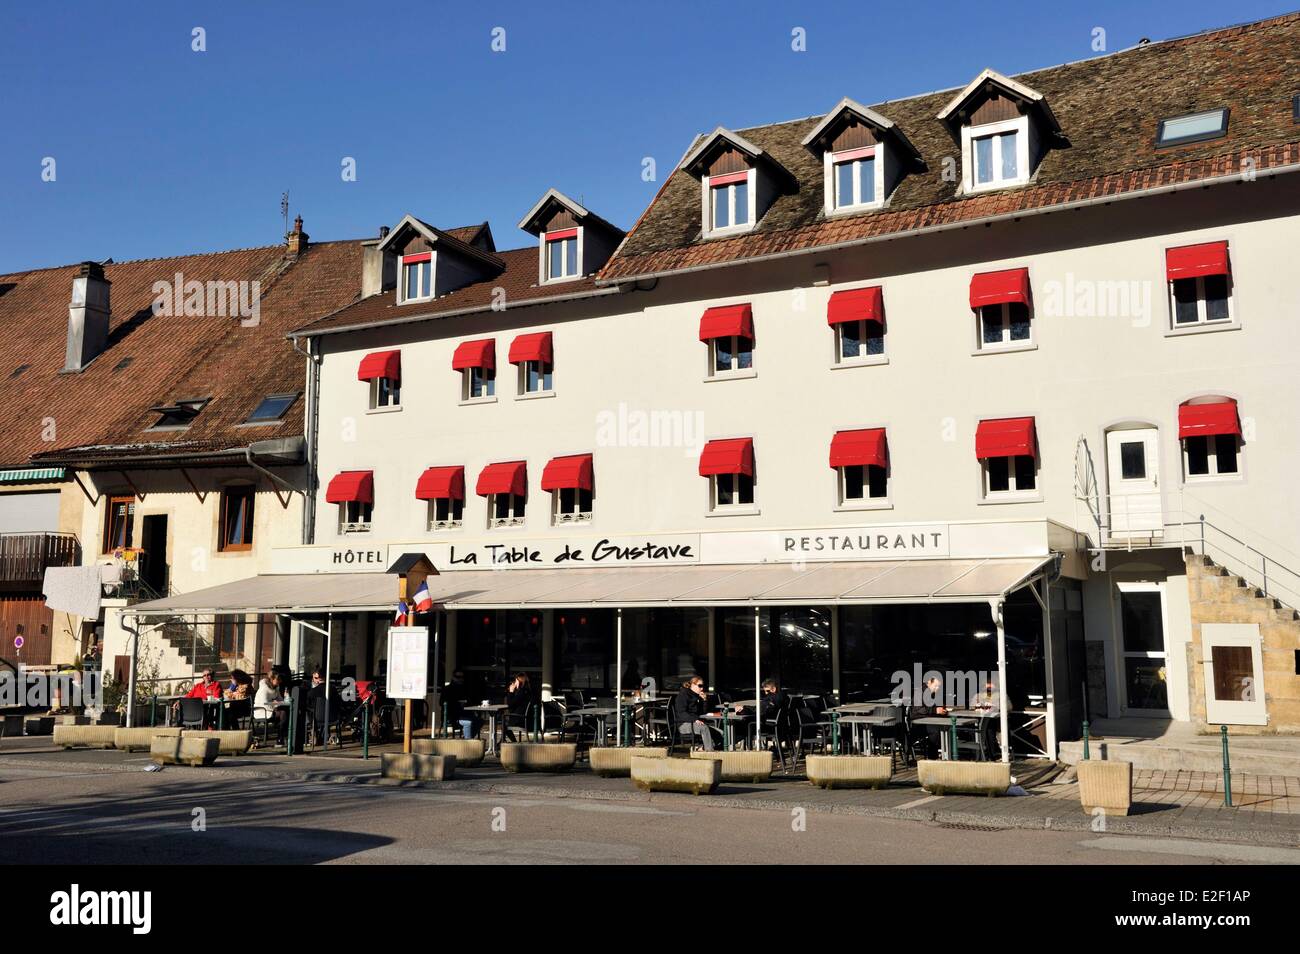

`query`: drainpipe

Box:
[291,335,321,545]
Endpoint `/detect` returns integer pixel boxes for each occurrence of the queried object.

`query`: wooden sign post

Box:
[388,553,438,754]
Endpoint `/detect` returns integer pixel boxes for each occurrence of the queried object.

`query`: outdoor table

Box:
[465,704,508,755]
[949,708,998,761]
[565,706,618,746]
[910,714,980,760]
[619,696,667,745]
[833,713,896,754]
[700,709,752,750]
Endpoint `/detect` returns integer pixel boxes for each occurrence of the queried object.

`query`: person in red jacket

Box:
[173,669,223,728]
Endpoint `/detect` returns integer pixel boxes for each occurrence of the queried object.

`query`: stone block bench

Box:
[53,725,118,749]
[115,726,181,752]
[689,749,774,782]
[412,737,485,767]
[632,756,720,795]
[381,753,457,781]
[151,734,219,767]
[806,754,893,789]
[183,729,253,756]
[917,759,1011,796]
[589,746,667,777]
[499,742,577,773]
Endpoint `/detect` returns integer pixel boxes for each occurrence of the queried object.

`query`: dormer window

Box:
[1156,108,1228,148]
[803,99,920,218]
[971,121,1024,187]
[938,70,1059,196]
[545,229,580,281]
[400,252,432,303]
[832,147,878,210]
[707,170,753,233]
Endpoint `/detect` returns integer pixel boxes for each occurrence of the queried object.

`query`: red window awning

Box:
[829,429,888,469]
[540,454,594,492]
[545,228,577,242]
[476,461,527,498]
[969,268,1031,310]
[401,252,431,264]
[415,465,465,501]
[709,170,749,186]
[827,287,884,327]
[451,338,495,371]
[699,304,754,342]
[508,332,553,365]
[325,470,374,504]
[698,438,754,477]
[1166,241,1230,281]
[975,417,1037,459]
[1178,399,1240,439]
[357,350,400,382]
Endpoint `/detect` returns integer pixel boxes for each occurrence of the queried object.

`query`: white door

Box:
[1117,583,1170,714]
[1105,427,1163,540]
[1202,623,1267,726]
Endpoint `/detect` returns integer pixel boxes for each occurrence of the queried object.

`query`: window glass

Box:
[974,135,994,184]
[1203,275,1230,321]
[1173,278,1200,324]
[1009,302,1031,340]
[735,336,753,370]
[1013,454,1036,490]
[836,161,854,207]
[1186,436,1209,475]
[737,473,754,504]
[981,305,1004,343]
[733,181,750,225]
[865,320,885,355]
[247,394,297,422]
[1158,109,1227,146]
[999,130,1019,179]
[860,157,877,203]
[712,185,730,229]
[1214,434,1239,474]
[714,338,733,372]
[987,456,1010,492]
[1119,441,1146,480]
[716,473,735,506]
[867,464,888,498]
[843,465,865,500]
[840,322,862,359]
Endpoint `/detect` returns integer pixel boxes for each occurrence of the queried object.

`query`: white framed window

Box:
[704,170,755,236]
[836,320,885,363]
[828,146,882,213]
[837,464,888,504]
[977,302,1032,350]
[1170,274,1233,328]
[518,360,553,394]
[488,493,526,528]
[1183,434,1241,480]
[982,455,1037,497]
[710,472,754,511]
[709,336,753,376]
[552,487,593,525]
[545,230,580,282]
[427,497,464,531]
[399,254,432,303]
[963,117,1029,192]
[338,501,373,534]
[369,376,401,410]
[461,366,495,401]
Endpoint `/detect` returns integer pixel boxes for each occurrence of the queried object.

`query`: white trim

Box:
[937,68,1044,122]
[961,116,1030,194]
[397,252,435,305]
[823,144,887,215]
[702,169,757,237]
[539,226,584,285]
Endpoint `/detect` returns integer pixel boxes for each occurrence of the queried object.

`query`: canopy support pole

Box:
[323,614,333,752]
[615,608,623,746]
[753,606,761,751]
[990,598,1009,764]
[431,611,441,738]
[1026,575,1058,760]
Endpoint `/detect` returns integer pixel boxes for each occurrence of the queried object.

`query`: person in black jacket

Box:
[673,676,717,751]
[502,672,532,743]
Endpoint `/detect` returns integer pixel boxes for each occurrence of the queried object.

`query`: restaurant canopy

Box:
[123,556,1052,616]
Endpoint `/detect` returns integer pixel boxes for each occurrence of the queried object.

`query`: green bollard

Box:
[722,708,729,751]
[949,714,959,761]
[832,711,840,756]
[1082,720,1090,760]
[150,694,157,728]
[442,702,448,738]
[1221,724,1232,807]
[218,701,224,731]
[362,703,369,760]
[287,694,296,757]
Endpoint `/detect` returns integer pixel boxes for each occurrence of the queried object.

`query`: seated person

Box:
[972,678,1001,760]
[673,676,719,751]
[910,675,949,759]
[758,678,788,721]
[254,670,289,744]
[175,669,223,728]
[503,673,531,743]
[442,669,476,740]
[307,668,333,747]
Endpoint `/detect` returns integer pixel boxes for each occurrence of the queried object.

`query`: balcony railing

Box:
[0,532,81,583]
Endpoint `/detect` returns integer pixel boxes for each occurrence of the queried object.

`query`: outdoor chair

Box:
[761,696,795,773]
[178,697,205,730]
[502,701,532,744]
[793,705,829,765]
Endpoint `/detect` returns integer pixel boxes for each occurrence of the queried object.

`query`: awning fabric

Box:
[0,467,65,483]
[699,304,754,342]
[1178,399,1240,439]
[452,338,495,371]
[699,438,754,477]
[1166,241,1230,281]
[476,461,527,497]
[415,465,465,500]
[402,252,431,264]
[975,417,1037,459]
[325,471,374,504]
[829,429,888,469]
[827,287,884,327]
[124,556,1052,615]
[357,350,400,382]
[541,454,594,492]
[546,228,577,241]
[969,268,1031,309]
[508,332,553,365]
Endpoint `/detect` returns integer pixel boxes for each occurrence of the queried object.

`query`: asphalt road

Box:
[3,762,1298,865]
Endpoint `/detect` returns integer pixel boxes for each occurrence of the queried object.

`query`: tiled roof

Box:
[602,13,1300,281]
[290,246,614,338]
[0,238,365,469]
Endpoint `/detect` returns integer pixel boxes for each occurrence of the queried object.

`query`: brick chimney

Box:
[285,215,309,258]
[63,261,111,372]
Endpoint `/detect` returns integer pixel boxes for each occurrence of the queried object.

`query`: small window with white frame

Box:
[977,302,1032,350]
[399,253,432,303]
[545,229,580,281]
[710,472,754,511]
[1170,274,1232,328]
[706,171,753,235]
[488,492,526,528]
[836,320,885,362]
[966,117,1029,191]
[1183,434,1240,480]
[338,500,373,534]
[552,487,592,524]
[982,455,1037,496]
[710,336,753,375]
[461,366,495,400]
[519,360,553,394]
[369,376,400,409]
[838,464,887,504]
[427,497,464,530]
[830,146,880,211]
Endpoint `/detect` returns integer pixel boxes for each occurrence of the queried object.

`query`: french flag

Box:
[412,580,434,613]
[394,600,410,626]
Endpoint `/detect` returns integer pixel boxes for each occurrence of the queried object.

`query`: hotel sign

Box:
[427,534,701,569]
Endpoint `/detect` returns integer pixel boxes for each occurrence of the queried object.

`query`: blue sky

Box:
[1,0,1293,272]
